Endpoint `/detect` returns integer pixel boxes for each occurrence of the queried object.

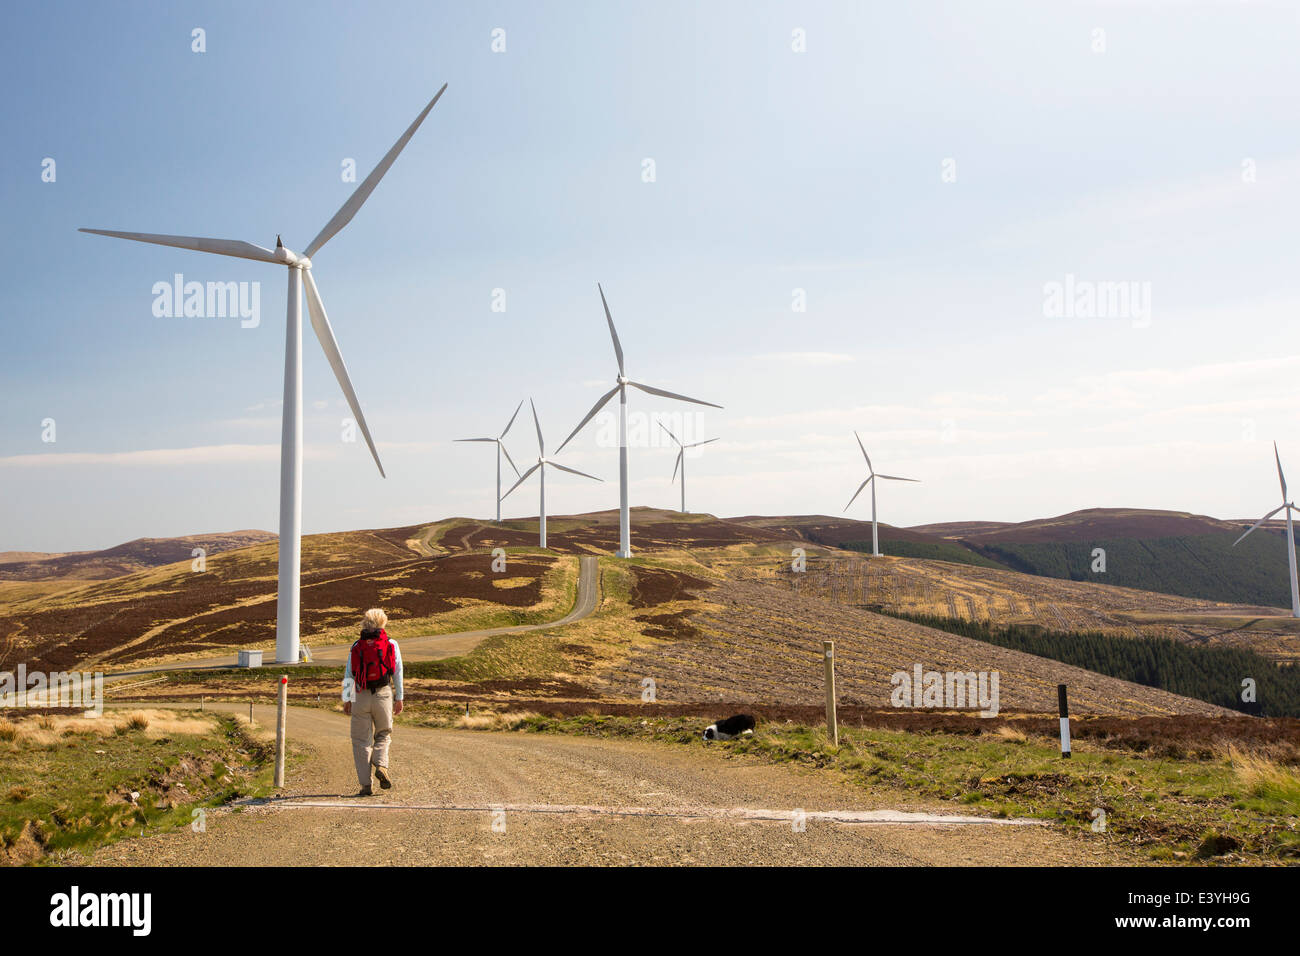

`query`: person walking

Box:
[342,608,404,796]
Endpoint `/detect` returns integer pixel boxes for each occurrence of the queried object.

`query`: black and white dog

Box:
[703,713,756,741]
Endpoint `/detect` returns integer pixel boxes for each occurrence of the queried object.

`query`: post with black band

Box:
[1058,683,1071,759]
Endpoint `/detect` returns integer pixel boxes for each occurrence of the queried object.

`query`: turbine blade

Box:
[1234,504,1286,546]
[304,84,448,259]
[301,269,384,477]
[627,381,722,409]
[555,385,619,453]
[854,431,873,474]
[1276,441,1288,500]
[685,437,719,449]
[455,437,497,443]
[876,474,920,482]
[548,461,602,482]
[598,283,624,376]
[844,476,873,512]
[499,400,524,440]
[672,449,682,483]
[501,462,540,501]
[500,442,521,477]
[658,420,682,447]
[79,229,280,264]
[530,398,544,456]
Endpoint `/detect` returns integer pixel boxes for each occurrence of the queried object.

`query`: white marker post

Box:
[823,640,838,747]
[1058,684,1071,759]
[275,675,288,788]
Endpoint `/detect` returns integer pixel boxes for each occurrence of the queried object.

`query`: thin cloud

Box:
[753,351,855,365]
[0,444,282,468]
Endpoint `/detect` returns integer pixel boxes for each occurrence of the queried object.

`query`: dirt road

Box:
[89,701,1142,866]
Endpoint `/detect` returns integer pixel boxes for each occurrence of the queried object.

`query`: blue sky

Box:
[3,1,1300,551]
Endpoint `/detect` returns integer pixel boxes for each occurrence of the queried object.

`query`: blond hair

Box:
[362,608,388,632]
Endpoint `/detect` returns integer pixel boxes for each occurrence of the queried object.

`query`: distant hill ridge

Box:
[0,530,276,581]
[732,508,1296,609]
[5,506,1297,609]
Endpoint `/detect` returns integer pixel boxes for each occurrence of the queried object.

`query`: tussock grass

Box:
[453,710,539,731]
[0,708,275,864]
[0,709,214,749]
[1229,746,1300,811]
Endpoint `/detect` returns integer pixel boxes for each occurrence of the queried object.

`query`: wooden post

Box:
[249,699,253,725]
[822,640,838,746]
[275,676,288,788]
[1058,684,1071,759]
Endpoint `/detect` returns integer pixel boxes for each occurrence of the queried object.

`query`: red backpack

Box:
[350,629,396,690]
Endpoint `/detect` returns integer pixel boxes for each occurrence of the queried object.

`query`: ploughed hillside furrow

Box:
[591,578,1230,717]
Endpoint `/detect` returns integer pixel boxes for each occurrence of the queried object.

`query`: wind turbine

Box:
[844,432,919,557]
[456,401,524,522]
[658,421,717,514]
[80,84,448,663]
[557,283,721,557]
[1234,441,1300,618]
[502,400,601,548]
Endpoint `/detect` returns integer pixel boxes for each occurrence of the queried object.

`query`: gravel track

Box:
[89,702,1144,867]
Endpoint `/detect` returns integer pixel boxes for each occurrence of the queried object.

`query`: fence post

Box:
[275,676,288,787]
[823,640,838,747]
[1058,684,1071,759]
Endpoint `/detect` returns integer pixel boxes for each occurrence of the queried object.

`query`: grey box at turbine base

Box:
[237,650,263,669]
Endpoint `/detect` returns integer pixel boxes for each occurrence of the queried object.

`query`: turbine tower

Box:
[1234,441,1300,618]
[502,400,601,548]
[558,284,721,557]
[658,421,717,514]
[456,401,524,522]
[81,84,448,663]
[844,432,919,557]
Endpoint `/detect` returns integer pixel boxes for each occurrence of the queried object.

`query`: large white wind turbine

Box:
[658,421,717,514]
[81,84,448,663]
[456,401,524,522]
[502,400,601,548]
[557,284,721,557]
[1234,441,1300,618]
[844,432,919,557]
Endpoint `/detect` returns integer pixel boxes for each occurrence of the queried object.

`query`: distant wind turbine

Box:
[80,84,448,663]
[502,400,601,548]
[1234,441,1300,618]
[456,401,525,522]
[844,432,919,557]
[658,421,717,514]
[557,284,721,557]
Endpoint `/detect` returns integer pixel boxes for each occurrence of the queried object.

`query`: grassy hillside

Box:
[0,527,576,672]
[842,537,1006,569]
[882,609,1300,717]
[732,515,1003,567]
[975,532,1300,609]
